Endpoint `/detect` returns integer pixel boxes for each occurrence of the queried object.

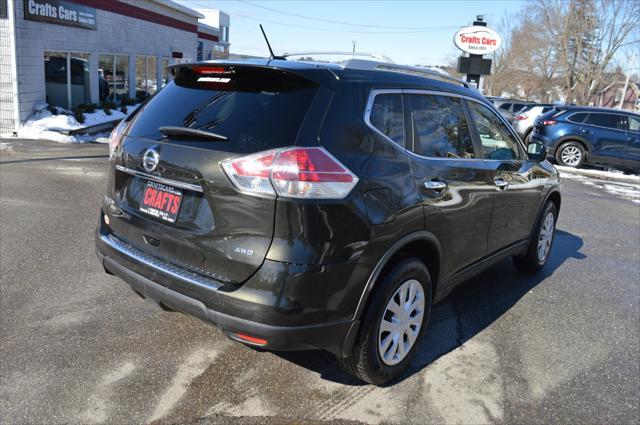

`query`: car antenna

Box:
[260,24,286,60]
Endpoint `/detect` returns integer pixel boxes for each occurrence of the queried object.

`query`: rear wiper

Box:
[158,126,228,141]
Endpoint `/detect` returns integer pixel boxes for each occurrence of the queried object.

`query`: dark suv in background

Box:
[532,106,640,171]
[96,58,561,384]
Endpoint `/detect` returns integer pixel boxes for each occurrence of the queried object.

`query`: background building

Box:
[0,0,230,135]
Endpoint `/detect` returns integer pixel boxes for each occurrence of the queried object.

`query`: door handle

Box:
[494,177,509,190]
[424,179,447,192]
[582,129,593,134]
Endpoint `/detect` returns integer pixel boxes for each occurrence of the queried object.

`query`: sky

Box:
[177,0,527,66]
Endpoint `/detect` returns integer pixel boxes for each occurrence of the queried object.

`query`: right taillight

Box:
[541,120,557,126]
[515,115,526,121]
[222,147,358,199]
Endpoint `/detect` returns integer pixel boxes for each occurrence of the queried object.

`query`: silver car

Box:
[512,104,555,142]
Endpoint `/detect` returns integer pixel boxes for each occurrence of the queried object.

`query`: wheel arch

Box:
[340,231,442,357]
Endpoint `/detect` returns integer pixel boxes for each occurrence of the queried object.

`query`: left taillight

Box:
[108,120,127,159]
[221,147,359,199]
[515,115,526,121]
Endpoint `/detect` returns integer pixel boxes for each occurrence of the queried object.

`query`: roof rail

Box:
[342,59,469,88]
[283,51,395,63]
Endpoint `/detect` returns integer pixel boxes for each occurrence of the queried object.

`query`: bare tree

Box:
[536,0,640,104]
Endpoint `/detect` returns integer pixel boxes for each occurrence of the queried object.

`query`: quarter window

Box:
[369,93,405,147]
[409,94,475,159]
[584,113,626,130]
[629,116,640,132]
[468,101,522,160]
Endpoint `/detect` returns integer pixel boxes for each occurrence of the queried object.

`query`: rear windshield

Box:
[126,66,318,153]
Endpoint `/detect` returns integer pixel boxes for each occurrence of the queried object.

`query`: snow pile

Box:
[556,165,639,184]
[18,105,140,143]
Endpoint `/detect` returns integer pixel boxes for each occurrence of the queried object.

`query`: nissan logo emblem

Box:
[142,149,160,173]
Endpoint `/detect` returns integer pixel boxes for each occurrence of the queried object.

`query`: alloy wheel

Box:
[537,212,555,261]
[560,145,582,166]
[378,279,425,366]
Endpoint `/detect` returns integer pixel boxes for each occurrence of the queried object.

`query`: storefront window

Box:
[45,51,90,110]
[147,56,157,96]
[135,56,158,101]
[70,52,90,108]
[98,54,112,102]
[114,55,129,103]
[44,51,68,109]
[160,58,169,90]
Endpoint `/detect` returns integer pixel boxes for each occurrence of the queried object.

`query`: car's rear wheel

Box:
[513,201,557,273]
[555,141,585,168]
[338,258,432,385]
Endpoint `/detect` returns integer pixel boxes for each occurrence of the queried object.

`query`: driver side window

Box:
[468,101,523,160]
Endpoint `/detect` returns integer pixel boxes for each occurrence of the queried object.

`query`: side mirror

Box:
[527,141,547,162]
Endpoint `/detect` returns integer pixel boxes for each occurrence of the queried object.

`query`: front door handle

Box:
[494,177,509,189]
[424,179,447,193]
[582,129,593,134]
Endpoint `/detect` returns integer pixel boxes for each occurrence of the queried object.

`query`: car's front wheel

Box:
[513,201,558,273]
[555,141,585,167]
[338,258,432,385]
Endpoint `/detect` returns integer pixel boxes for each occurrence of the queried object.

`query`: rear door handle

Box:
[494,177,509,189]
[582,129,593,134]
[424,179,447,192]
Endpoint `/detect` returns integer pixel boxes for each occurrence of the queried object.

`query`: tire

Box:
[555,141,585,168]
[338,258,432,385]
[513,201,557,273]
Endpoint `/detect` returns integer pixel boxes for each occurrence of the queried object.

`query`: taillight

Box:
[541,120,557,126]
[222,147,359,199]
[108,120,126,159]
[515,115,526,121]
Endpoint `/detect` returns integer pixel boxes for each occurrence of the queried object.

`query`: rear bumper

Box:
[95,227,357,356]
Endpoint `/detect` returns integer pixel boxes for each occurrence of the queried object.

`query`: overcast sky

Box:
[177,0,526,66]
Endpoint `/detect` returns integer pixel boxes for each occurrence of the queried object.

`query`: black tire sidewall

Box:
[361,258,432,384]
[556,141,585,167]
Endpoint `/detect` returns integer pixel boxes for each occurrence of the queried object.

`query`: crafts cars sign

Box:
[453,26,502,55]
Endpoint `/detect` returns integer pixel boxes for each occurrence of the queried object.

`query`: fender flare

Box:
[340,231,442,357]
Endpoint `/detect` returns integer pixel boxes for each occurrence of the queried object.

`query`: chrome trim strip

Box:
[100,233,224,291]
[115,165,203,192]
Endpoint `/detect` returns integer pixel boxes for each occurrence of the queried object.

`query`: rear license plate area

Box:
[139,180,183,223]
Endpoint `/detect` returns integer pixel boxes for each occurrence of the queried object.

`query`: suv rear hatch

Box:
[108,63,324,284]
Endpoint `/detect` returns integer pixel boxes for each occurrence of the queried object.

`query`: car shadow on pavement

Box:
[274,229,585,386]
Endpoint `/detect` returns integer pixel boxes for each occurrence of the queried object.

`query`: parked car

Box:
[493,99,534,122]
[96,58,561,384]
[532,106,640,171]
[512,104,555,142]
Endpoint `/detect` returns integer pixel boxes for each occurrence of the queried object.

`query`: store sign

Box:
[24,0,97,29]
[453,26,501,55]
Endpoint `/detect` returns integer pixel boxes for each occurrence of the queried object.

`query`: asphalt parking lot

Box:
[1,139,639,424]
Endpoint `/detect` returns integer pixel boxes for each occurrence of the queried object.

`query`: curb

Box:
[555,165,640,184]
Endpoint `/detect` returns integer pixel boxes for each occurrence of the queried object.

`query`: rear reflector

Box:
[233,333,268,346]
[222,147,358,199]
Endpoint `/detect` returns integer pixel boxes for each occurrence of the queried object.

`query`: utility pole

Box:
[352,41,357,53]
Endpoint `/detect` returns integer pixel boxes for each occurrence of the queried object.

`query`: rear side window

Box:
[629,116,640,132]
[409,94,475,159]
[584,113,626,130]
[126,66,318,153]
[567,112,587,123]
[468,101,523,160]
[498,103,512,111]
[369,93,405,147]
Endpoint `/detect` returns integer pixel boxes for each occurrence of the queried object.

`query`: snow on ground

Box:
[560,172,640,204]
[18,104,140,143]
[555,165,640,184]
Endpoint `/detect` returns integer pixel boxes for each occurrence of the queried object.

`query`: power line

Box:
[188,0,459,34]
[237,0,457,31]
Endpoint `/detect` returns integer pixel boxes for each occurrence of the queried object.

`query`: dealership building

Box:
[0,0,230,135]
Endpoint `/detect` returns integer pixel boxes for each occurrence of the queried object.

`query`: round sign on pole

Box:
[453,26,502,55]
